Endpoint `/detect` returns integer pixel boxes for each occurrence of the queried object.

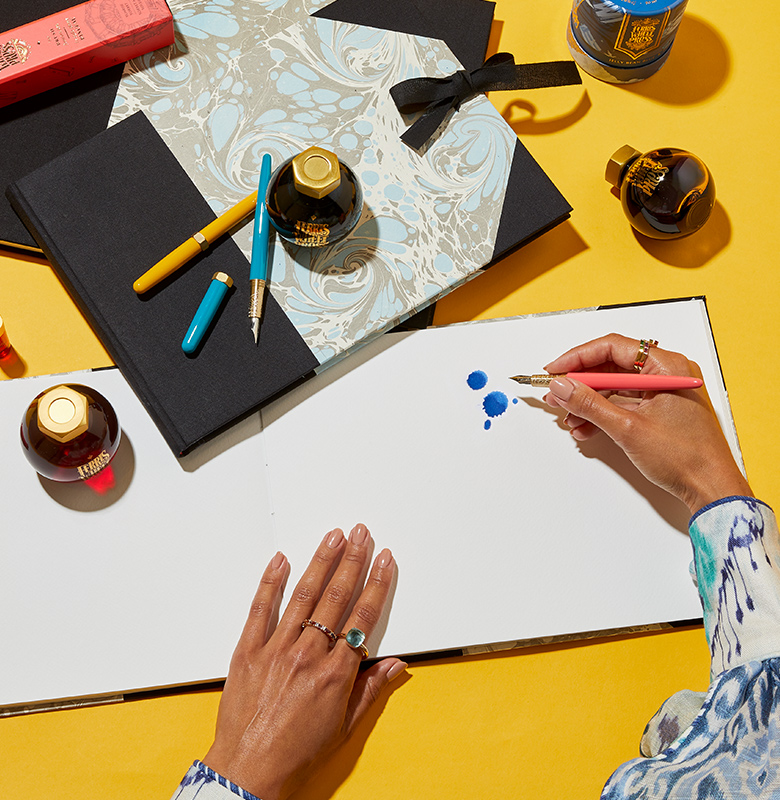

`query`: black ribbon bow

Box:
[390,52,582,149]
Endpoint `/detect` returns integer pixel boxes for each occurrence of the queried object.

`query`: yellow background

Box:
[1,0,776,797]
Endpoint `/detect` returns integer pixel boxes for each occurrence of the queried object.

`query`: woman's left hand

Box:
[203,523,406,800]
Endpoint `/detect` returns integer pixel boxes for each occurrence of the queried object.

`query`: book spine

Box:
[5,182,187,455]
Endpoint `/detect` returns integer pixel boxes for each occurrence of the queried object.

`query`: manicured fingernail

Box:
[350,523,368,544]
[387,660,407,681]
[326,529,344,548]
[270,551,285,569]
[376,548,393,568]
[550,377,574,401]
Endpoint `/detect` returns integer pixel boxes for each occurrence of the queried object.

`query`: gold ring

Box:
[301,618,337,643]
[633,338,658,372]
[338,628,369,660]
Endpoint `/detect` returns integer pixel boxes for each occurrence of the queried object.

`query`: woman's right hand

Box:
[542,333,752,515]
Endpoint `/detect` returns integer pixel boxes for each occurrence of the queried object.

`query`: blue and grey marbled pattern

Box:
[111,0,513,363]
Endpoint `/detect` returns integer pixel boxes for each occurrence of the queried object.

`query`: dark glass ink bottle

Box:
[266,146,362,247]
[20,383,121,482]
[606,145,715,239]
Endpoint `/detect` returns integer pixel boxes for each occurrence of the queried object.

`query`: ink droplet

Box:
[484,420,491,430]
[483,391,509,419]
[467,370,488,391]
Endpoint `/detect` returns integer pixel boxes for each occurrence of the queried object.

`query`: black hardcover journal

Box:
[7,112,319,455]
[0,0,124,252]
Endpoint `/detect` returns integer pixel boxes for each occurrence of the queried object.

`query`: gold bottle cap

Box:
[212,271,234,287]
[292,146,341,199]
[606,145,642,187]
[37,385,89,442]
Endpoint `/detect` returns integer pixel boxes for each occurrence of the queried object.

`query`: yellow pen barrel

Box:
[201,192,257,241]
[133,237,204,294]
[132,191,258,294]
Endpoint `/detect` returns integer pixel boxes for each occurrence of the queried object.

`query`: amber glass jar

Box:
[20,383,121,482]
[266,146,362,247]
[607,145,715,239]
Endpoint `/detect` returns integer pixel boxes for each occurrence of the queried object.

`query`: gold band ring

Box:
[633,338,658,372]
[301,618,338,644]
[338,628,369,660]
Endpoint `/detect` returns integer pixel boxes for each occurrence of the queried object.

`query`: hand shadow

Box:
[618,15,730,106]
[521,397,689,535]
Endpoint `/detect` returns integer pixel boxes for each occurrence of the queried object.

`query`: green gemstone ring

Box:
[339,627,369,659]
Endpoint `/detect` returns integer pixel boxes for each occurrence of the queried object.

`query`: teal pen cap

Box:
[182,272,233,355]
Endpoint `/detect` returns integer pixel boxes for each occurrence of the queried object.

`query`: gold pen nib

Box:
[509,374,557,387]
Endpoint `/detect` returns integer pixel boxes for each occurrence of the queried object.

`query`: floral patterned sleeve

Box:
[602,497,780,799]
[170,761,262,800]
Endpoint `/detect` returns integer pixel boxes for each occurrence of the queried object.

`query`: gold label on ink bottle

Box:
[0,39,31,71]
[626,156,669,196]
[77,450,112,479]
[614,12,671,60]
[294,220,330,246]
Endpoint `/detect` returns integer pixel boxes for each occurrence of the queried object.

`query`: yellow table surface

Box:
[1,0,777,797]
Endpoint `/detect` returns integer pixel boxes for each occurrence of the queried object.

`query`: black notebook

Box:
[7,112,319,455]
[0,0,125,252]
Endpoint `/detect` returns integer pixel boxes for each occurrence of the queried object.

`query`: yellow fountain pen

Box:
[132,191,258,294]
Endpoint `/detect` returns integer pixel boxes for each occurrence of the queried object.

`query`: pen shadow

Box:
[519,398,689,534]
[38,434,135,511]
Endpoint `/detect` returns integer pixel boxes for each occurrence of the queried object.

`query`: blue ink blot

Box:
[513,397,518,404]
[467,370,488,390]
[484,420,492,430]
[483,391,509,419]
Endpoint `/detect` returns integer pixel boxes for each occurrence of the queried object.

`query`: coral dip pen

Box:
[133,192,258,294]
[248,153,273,344]
[510,373,703,391]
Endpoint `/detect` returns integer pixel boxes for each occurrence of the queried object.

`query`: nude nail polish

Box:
[350,523,368,544]
[550,377,574,401]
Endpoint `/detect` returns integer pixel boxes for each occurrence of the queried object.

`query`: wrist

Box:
[683,466,753,516]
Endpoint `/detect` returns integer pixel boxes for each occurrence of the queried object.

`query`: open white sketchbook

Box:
[0,298,739,710]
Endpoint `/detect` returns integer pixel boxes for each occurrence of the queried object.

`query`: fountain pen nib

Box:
[509,374,557,387]
[251,318,260,345]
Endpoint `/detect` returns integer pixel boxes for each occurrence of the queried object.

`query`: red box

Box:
[0,0,174,109]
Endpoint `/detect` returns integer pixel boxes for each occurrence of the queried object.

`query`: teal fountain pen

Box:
[249,153,273,344]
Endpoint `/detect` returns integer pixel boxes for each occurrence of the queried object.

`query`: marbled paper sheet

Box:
[111,0,514,363]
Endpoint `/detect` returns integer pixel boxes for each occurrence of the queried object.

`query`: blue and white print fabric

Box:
[603,497,780,799]
[172,760,262,800]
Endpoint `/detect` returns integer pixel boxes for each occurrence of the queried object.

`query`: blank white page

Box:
[260,299,737,657]
[0,368,273,708]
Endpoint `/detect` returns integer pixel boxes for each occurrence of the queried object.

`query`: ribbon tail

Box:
[507,61,582,91]
[399,98,455,150]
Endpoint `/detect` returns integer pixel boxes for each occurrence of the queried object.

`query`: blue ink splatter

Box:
[466,371,514,430]
[467,370,488,390]
[483,390,509,418]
